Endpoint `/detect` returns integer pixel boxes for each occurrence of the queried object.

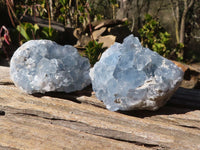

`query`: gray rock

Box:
[10,40,91,94]
[90,35,184,111]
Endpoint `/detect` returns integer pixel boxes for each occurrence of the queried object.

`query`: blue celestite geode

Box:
[10,40,91,94]
[90,35,184,111]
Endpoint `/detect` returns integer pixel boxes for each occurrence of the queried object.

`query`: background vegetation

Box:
[0,0,199,65]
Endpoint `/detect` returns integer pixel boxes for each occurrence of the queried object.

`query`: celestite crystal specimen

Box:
[90,35,184,111]
[10,40,91,94]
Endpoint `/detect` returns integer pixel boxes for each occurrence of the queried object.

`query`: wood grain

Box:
[0,66,200,150]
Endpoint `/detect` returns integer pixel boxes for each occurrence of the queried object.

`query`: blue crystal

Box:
[10,40,91,94]
[90,35,184,111]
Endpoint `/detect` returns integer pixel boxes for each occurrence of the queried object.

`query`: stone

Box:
[98,35,116,48]
[92,27,107,40]
[90,34,184,111]
[10,40,91,94]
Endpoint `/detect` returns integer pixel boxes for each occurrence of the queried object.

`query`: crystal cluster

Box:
[10,40,91,94]
[90,35,184,111]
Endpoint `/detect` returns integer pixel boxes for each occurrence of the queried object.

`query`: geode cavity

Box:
[90,35,184,111]
[10,40,91,94]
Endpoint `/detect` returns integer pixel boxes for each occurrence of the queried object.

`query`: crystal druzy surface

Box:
[90,35,184,111]
[10,40,91,94]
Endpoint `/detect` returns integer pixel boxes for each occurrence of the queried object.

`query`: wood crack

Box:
[13,112,165,148]
[178,124,200,130]
[96,135,164,148]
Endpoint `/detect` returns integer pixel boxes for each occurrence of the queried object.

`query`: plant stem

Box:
[85,2,94,43]
[45,0,52,36]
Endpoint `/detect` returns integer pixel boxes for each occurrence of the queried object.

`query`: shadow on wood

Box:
[32,85,93,104]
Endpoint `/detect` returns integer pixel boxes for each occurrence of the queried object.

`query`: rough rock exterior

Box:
[90,35,184,111]
[10,40,91,94]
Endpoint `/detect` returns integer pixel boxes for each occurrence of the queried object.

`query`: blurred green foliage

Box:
[85,40,106,66]
[3,0,198,63]
[17,23,39,42]
[57,0,90,27]
[139,14,186,61]
[15,0,47,18]
[139,14,171,58]
[17,22,56,44]
[172,43,184,61]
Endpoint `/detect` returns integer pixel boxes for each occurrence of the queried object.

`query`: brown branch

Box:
[179,0,194,43]
[6,0,21,25]
[49,0,53,20]
[6,0,15,27]
[188,0,195,10]
[154,0,164,18]
[45,0,51,34]
[85,2,94,41]
[169,0,180,43]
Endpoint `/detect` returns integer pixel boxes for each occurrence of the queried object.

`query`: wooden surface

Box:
[0,66,200,150]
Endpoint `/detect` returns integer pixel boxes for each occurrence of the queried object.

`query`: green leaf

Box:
[78,5,84,13]
[60,7,65,13]
[42,30,49,37]
[59,0,66,6]
[17,24,30,41]
[33,24,39,34]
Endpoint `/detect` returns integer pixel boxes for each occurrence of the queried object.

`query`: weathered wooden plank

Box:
[1,115,148,150]
[0,66,11,84]
[0,66,200,150]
